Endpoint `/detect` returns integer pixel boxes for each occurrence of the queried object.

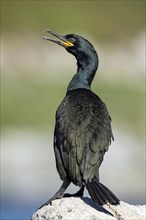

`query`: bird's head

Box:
[43,29,97,60]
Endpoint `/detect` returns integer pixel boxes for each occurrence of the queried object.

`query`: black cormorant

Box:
[40,29,120,208]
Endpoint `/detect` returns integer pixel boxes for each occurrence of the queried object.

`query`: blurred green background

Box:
[1,1,145,220]
[1,0,145,134]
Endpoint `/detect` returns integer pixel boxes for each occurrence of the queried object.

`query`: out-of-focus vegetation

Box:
[1,1,145,43]
[1,76,144,136]
[1,0,145,135]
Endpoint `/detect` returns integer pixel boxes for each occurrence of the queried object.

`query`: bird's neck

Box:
[67,52,98,92]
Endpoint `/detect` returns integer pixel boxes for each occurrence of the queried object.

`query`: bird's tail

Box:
[86,178,120,205]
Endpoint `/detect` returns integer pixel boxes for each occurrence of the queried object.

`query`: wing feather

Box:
[54,89,114,185]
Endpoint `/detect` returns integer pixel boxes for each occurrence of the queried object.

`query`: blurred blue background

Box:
[1,1,145,220]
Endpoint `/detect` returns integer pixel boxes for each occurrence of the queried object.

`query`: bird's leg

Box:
[38,180,70,209]
[64,186,85,198]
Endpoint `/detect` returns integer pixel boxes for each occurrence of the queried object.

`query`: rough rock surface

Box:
[30,197,145,220]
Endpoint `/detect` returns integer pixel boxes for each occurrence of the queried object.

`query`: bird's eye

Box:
[69,38,75,43]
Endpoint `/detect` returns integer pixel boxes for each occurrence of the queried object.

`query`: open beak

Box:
[43,29,74,48]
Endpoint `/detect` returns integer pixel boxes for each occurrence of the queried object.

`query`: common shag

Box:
[40,30,120,208]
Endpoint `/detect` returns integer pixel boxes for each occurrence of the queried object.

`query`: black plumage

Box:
[55,89,113,185]
[39,30,119,208]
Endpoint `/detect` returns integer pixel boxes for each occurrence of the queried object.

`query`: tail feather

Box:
[92,182,106,204]
[90,184,103,204]
[86,178,120,205]
[92,181,108,202]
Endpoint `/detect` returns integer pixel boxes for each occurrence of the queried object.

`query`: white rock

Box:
[30,197,145,220]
